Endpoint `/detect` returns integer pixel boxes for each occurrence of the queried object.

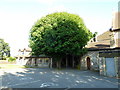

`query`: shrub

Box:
[8,57,16,62]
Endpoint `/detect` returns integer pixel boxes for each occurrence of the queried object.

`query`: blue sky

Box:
[0,0,119,56]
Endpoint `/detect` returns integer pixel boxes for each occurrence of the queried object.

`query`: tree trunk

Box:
[8,51,10,57]
[50,58,52,69]
[79,56,81,70]
[57,61,59,68]
[66,56,68,68]
[58,59,62,69]
[1,52,3,60]
[72,55,74,68]
[35,58,37,66]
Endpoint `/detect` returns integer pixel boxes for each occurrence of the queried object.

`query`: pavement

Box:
[0,68,119,88]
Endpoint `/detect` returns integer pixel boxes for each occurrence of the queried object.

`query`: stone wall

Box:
[16,57,51,68]
[80,51,100,71]
[99,57,105,75]
[80,49,119,78]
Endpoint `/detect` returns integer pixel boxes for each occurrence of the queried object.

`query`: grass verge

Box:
[0,64,25,69]
[0,64,50,69]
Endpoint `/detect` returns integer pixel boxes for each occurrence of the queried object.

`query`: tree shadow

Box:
[1,68,119,89]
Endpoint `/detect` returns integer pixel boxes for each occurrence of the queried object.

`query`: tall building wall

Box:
[112,12,120,30]
[110,12,120,48]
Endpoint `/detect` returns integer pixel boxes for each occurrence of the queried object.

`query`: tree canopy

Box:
[0,38,10,59]
[29,12,93,61]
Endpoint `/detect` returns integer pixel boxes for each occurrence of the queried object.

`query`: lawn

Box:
[0,64,25,69]
[0,64,48,69]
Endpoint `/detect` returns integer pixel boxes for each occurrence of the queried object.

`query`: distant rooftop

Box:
[18,48,32,52]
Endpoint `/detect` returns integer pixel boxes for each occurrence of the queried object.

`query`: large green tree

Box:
[0,38,10,60]
[29,12,93,68]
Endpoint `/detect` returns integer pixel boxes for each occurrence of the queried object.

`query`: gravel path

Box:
[0,68,119,88]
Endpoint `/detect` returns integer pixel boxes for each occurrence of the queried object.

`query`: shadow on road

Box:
[1,68,119,88]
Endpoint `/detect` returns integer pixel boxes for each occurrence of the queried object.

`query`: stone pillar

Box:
[99,57,104,75]
[32,58,35,66]
[103,58,106,76]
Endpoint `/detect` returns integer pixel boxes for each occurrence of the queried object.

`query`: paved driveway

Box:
[0,68,119,88]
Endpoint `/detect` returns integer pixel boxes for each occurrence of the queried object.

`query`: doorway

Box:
[86,57,91,70]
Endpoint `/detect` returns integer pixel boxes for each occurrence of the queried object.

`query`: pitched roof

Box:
[86,31,112,49]
[97,31,111,41]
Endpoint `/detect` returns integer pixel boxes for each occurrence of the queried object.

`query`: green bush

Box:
[8,57,16,62]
